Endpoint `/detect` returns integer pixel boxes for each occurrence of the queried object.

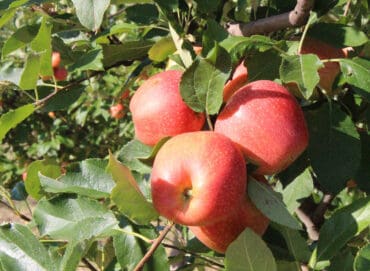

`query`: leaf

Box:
[306,103,361,194]
[125,4,159,25]
[355,133,370,193]
[107,152,158,224]
[340,58,370,101]
[39,159,115,198]
[202,19,229,56]
[180,45,231,114]
[24,158,61,200]
[59,240,92,271]
[40,85,85,112]
[102,40,154,67]
[148,36,176,62]
[308,23,368,47]
[71,0,110,31]
[248,177,301,230]
[282,168,314,213]
[0,104,35,143]
[69,48,104,72]
[354,244,370,271]
[2,24,40,57]
[327,250,354,271]
[225,228,277,271]
[169,23,193,68]
[33,195,119,242]
[247,49,281,82]
[19,53,41,90]
[315,197,370,263]
[280,54,323,99]
[0,223,56,271]
[0,9,16,28]
[30,16,53,76]
[276,261,301,271]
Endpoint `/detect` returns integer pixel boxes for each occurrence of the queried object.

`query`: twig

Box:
[162,242,225,268]
[133,222,174,271]
[0,200,31,222]
[343,0,351,17]
[226,0,315,36]
[82,258,99,271]
[295,207,319,241]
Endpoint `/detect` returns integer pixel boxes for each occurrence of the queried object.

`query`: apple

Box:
[189,175,269,253]
[22,171,27,181]
[299,38,347,92]
[151,131,247,226]
[52,52,61,68]
[129,70,205,146]
[53,67,68,81]
[215,80,308,175]
[110,103,125,119]
[223,61,248,102]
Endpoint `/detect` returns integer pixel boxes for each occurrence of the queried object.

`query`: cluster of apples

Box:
[129,50,310,252]
[41,51,68,81]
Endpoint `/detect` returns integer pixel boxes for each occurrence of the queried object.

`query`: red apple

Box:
[151,131,247,226]
[215,80,308,175]
[52,51,61,68]
[54,67,68,81]
[110,103,125,119]
[189,175,269,253]
[223,61,248,102]
[129,70,205,146]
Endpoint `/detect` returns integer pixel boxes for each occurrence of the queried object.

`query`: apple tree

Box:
[0,0,369,270]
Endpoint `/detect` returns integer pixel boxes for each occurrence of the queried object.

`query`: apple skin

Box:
[215,80,308,175]
[151,131,247,226]
[52,52,61,68]
[189,175,269,253]
[300,38,347,92]
[129,70,205,146]
[223,61,248,102]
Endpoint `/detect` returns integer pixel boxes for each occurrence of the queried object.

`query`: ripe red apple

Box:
[215,80,308,175]
[53,67,68,81]
[110,103,125,119]
[129,70,205,146]
[189,175,269,253]
[52,52,61,68]
[151,131,247,226]
[223,61,248,102]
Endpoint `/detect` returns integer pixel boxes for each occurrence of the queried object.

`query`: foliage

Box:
[0,0,369,270]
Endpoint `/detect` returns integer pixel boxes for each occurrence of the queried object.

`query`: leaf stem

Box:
[298,12,316,54]
[206,113,214,131]
[115,228,153,244]
[133,221,174,271]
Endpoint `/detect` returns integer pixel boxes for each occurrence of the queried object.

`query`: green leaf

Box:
[69,48,104,72]
[71,0,110,31]
[280,54,323,99]
[0,9,16,28]
[355,133,370,193]
[306,103,361,194]
[19,53,41,90]
[276,261,301,271]
[0,223,56,271]
[248,177,301,230]
[102,40,154,67]
[327,250,354,271]
[315,197,370,263]
[39,159,115,198]
[340,58,370,101]
[59,240,92,271]
[40,85,85,112]
[24,158,61,200]
[118,139,153,174]
[0,103,35,143]
[125,4,159,25]
[247,49,281,82]
[169,23,193,68]
[282,168,314,213]
[308,23,368,47]
[107,153,158,224]
[180,45,231,114]
[202,19,229,56]
[30,16,53,76]
[2,24,40,57]
[33,195,119,242]
[225,228,277,271]
[148,36,176,62]
[354,244,370,271]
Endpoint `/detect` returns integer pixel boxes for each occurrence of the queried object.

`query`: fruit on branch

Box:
[129,70,205,146]
[52,52,61,68]
[299,37,347,92]
[223,61,248,102]
[53,67,68,81]
[22,172,27,181]
[189,175,269,253]
[215,80,308,175]
[110,103,125,119]
[151,131,247,226]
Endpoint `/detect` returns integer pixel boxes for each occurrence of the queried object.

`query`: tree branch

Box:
[296,207,319,241]
[312,193,334,226]
[226,0,315,36]
[0,200,31,222]
[133,222,174,271]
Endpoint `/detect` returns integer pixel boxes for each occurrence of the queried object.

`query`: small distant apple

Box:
[22,171,27,181]
[110,104,125,119]
[53,67,68,81]
[52,52,61,68]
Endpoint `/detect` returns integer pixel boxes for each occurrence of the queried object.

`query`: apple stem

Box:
[206,113,214,131]
[133,221,174,271]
